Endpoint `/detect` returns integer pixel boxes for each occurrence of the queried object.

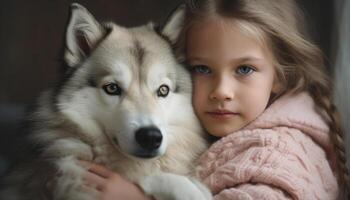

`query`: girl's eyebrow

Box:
[187,56,223,65]
[229,56,268,67]
[187,56,267,66]
[186,56,207,62]
[231,56,265,63]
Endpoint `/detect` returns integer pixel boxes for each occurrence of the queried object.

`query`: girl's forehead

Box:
[189,16,264,45]
[186,16,274,59]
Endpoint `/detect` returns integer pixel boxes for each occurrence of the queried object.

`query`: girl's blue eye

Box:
[236,65,254,75]
[192,65,211,74]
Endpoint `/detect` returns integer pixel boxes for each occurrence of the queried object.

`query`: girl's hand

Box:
[78,160,153,200]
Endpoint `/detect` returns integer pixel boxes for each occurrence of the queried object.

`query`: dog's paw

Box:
[138,172,212,200]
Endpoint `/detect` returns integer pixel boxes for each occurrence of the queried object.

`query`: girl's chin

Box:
[206,126,238,137]
[204,121,246,137]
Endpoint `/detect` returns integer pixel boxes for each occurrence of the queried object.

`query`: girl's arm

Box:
[197,129,338,200]
[214,183,292,200]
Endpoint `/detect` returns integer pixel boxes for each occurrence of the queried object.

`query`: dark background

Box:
[0,0,334,175]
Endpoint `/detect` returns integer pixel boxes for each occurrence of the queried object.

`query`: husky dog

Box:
[0,3,211,200]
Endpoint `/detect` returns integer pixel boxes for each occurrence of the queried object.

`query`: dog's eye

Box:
[157,84,170,97]
[103,83,122,96]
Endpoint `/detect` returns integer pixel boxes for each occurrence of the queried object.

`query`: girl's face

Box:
[186,18,279,137]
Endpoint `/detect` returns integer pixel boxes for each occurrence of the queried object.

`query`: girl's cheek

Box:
[193,84,207,100]
[192,78,202,94]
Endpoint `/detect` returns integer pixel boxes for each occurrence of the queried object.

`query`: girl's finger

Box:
[78,160,114,178]
[80,184,101,198]
[82,170,106,191]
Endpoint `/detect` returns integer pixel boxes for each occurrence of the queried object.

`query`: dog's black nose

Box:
[135,127,162,151]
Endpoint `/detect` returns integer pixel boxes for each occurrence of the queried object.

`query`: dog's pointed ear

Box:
[161,4,186,44]
[64,3,106,67]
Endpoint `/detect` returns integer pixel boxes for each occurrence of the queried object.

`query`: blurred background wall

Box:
[333,0,350,171]
[0,0,347,176]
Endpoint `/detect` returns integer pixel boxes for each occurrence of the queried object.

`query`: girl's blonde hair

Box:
[176,0,349,197]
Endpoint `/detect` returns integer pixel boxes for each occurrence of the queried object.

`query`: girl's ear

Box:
[161,4,186,44]
[64,3,106,67]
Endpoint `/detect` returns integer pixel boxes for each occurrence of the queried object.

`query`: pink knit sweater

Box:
[195,92,339,200]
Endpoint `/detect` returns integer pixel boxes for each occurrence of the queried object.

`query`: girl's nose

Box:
[209,78,234,101]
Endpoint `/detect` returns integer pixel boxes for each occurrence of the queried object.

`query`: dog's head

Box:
[54,4,199,159]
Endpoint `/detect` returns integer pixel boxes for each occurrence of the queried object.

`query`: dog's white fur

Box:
[0,4,211,200]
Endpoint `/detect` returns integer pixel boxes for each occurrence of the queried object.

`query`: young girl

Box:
[77,0,349,199]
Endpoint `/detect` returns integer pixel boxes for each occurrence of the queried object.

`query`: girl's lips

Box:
[205,110,238,119]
